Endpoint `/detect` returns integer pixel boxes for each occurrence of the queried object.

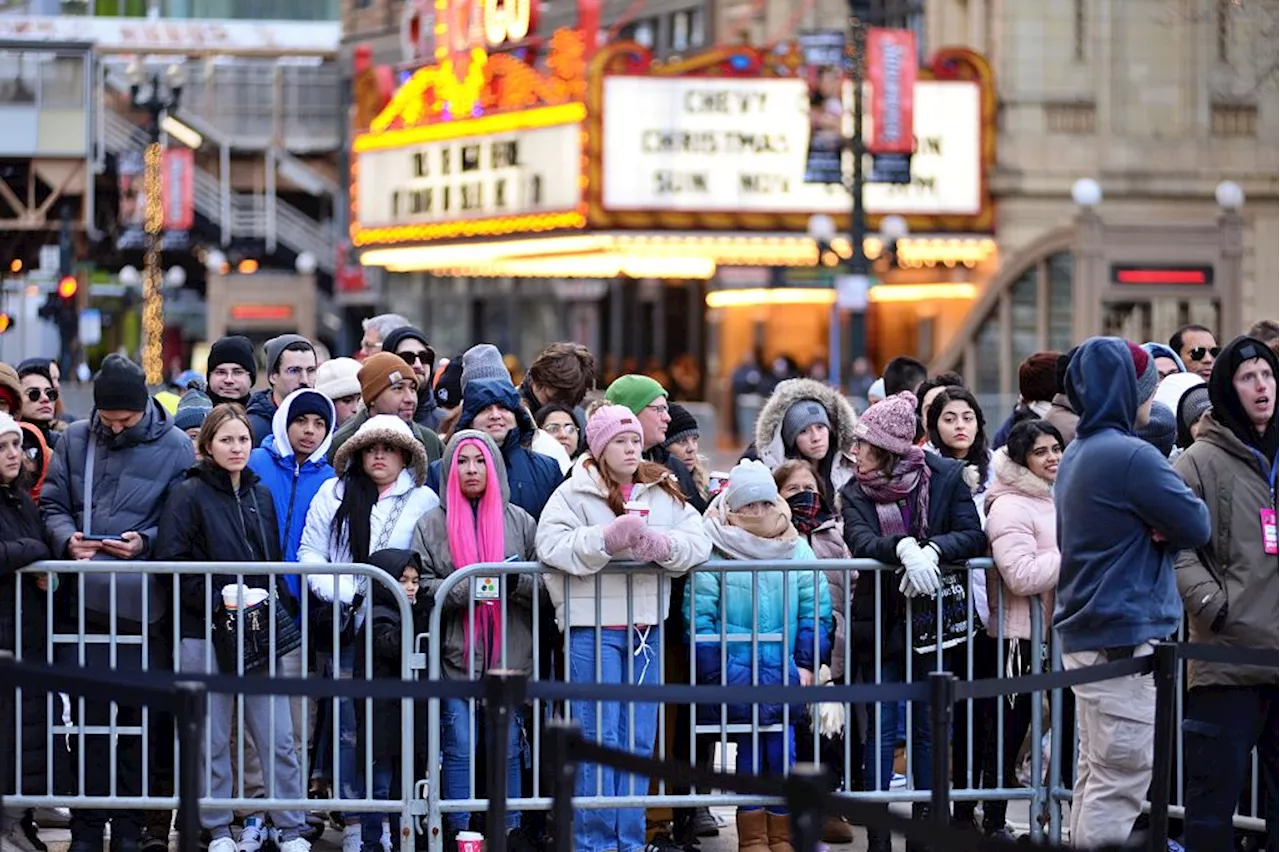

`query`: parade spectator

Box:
[247,336,318,446]
[359,314,411,360]
[0,363,20,416]
[882,357,928,397]
[847,356,876,401]
[155,404,309,852]
[40,355,194,852]
[1053,338,1210,848]
[16,360,64,448]
[984,420,1065,840]
[914,372,965,431]
[1142,342,1187,380]
[1045,350,1080,448]
[535,402,585,461]
[663,403,712,503]
[205,336,257,408]
[605,374,704,511]
[839,390,987,850]
[1135,401,1178,459]
[1173,335,1278,851]
[520,342,596,473]
[536,405,711,852]
[1153,372,1205,453]
[173,387,213,456]
[433,359,464,417]
[750,378,858,506]
[316,358,364,430]
[412,430,538,848]
[866,378,885,406]
[18,421,50,501]
[991,352,1060,448]
[380,326,443,431]
[1248,319,1279,347]
[1170,324,1219,381]
[926,386,993,524]
[1176,383,1213,451]
[328,353,445,466]
[692,460,832,852]
[0,412,54,852]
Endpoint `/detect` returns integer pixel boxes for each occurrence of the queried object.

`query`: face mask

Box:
[786,490,823,534]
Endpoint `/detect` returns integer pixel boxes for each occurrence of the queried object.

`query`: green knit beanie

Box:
[604,374,667,414]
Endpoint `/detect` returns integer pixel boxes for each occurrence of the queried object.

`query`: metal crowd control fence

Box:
[4,561,420,846]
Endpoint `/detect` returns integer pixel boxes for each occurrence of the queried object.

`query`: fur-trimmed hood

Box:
[754,378,858,492]
[332,414,429,486]
[984,446,1053,513]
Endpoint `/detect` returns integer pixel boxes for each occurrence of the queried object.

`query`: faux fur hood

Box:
[984,446,1053,513]
[754,378,858,470]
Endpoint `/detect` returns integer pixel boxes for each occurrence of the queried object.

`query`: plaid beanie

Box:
[781,400,831,449]
[664,403,700,447]
[852,390,918,457]
[605,374,667,414]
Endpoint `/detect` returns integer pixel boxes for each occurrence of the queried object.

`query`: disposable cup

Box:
[623,501,650,521]
[457,831,484,852]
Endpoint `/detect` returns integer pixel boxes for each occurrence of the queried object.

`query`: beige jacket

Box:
[535,456,712,629]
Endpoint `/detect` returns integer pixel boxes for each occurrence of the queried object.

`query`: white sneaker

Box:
[237,817,266,852]
[889,772,907,789]
[380,818,391,852]
[342,823,363,852]
[32,807,71,828]
[208,838,238,852]
[277,839,312,852]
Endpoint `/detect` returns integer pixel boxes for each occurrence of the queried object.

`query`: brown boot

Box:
[821,815,854,844]
[736,809,771,852]
[766,811,794,852]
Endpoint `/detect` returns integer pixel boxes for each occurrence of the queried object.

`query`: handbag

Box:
[212,584,303,673]
[910,569,971,655]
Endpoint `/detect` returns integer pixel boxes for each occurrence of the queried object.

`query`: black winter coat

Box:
[154,462,291,640]
[0,482,53,796]
[839,453,987,658]
[245,390,278,448]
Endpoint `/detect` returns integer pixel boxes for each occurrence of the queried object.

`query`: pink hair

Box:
[446,437,506,569]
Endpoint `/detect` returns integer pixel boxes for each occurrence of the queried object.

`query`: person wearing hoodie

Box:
[460,342,573,474]
[380,326,444,431]
[1142,342,1187,380]
[1172,336,1278,852]
[747,377,858,506]
[206,335,258,408]
[1053,337,1211,848]
[428,375,562,521]
[153,404,310,852]
[246,335,318,445]
[411,430,538,846]
[691,460,832,852]
[18,421,50,501]
[838,390,987,850]
[0,412,55,852]
[535,405,712,852]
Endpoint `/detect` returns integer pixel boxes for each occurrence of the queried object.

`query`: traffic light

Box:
[0,311,13,334]
[57,275,77,301]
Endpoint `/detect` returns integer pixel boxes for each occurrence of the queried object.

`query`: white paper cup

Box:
[623,501,650,521]
[456,831,484,852]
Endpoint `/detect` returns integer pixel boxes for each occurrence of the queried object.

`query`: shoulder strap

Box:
[82,429,97,537]
[372,492,411,553]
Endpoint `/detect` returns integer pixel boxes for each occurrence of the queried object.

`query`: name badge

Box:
[1262,509,1278,556]
[475,577,501,600]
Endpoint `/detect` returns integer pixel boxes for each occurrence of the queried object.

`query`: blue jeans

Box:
[864,659,932,792]
[441,697,524,833]
[568,626,661,852]
[358,763,396,847]
[330,646,368,818]
[734,727,795,813]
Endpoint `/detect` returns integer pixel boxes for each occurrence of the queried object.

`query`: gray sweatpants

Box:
[179,639,306,841]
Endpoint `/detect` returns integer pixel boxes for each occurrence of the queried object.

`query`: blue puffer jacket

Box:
[248,389,337,601]
[426,377,563,520]
[687,531,833,725]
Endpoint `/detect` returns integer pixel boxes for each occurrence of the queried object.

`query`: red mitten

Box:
[630,529,673,564]
[602,514,646,555]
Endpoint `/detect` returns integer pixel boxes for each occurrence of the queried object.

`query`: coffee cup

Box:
[456,831,484,852]
[623,501,650,521]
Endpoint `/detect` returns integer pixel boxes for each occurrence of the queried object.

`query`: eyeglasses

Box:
[545,423,579,436]
[211,367,250,380]
[1188,347,1220,361]
[283,366,318,379]
[25,387,57,403]
[645,403,670,416]
[398,350,431,365]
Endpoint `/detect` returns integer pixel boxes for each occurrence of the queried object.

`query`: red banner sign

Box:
[866,27,917,156]
[162,148,195,231]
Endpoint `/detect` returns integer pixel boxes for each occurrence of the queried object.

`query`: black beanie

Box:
[94,354,149,413]
[434,359,463,409]
[207,336,258,384]
[286,389,334,434]
[664,403,700,447]
[381,326,435,373]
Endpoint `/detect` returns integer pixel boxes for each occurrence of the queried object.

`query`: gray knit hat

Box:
[1136,401,1176,458]
[781,400,831,450]
[264,333,314,376]
[460,343,509,391]
[1175,384,1212,449]
[724,459,779,511]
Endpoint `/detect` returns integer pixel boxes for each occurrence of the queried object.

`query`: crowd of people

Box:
[0,313,1276,852]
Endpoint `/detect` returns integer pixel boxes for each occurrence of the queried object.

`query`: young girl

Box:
[154,404,310,852]
[411,430,538,846]
[692,460,832,852]
[752,378,858,504]
[536,405,711,852]
[838,391,987,850]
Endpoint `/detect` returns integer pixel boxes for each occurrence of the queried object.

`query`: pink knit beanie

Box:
[853,390,919,456]
[586,404,644,458]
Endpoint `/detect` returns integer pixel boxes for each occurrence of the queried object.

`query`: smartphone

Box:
[81,534,121,542]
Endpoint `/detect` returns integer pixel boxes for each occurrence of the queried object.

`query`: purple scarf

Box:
[855,446,931,538]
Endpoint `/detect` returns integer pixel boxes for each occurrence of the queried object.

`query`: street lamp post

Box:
[127,62,185,385]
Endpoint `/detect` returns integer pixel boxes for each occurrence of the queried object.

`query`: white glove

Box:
[897,538,942,598]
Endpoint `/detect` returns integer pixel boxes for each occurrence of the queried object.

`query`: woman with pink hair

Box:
[410,429,538,847]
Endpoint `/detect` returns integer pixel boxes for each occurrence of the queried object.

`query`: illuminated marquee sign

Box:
[601,76,982,217]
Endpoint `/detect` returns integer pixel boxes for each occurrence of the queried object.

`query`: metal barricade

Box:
[5,560,418,846]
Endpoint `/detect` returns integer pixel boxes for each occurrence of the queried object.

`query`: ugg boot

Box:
[821,815,854,844]
[765,811,794,852]
[735,809,771,852]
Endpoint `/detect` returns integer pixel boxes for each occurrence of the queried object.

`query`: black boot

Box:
[905,804,931,852]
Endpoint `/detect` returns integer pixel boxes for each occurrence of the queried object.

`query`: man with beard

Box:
[326,352,444,464]
[380,326,444,430]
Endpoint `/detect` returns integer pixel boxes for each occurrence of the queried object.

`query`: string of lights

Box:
[142,141,164,385]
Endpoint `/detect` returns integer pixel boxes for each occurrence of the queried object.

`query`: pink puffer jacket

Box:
[983,449,1058,640]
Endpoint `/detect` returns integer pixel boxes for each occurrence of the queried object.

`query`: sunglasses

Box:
[25,387,58,403]
[398,350,432,366]
[1188,347,1220,361]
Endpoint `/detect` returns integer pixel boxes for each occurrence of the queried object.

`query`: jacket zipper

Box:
[282,462,300,551]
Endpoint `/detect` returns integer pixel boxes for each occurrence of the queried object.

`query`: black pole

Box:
[784,763,830,852]
[1148,643,1179,852]
[484,670,528,852]
[173,679,206,852]
[928,671,954,840]
[545,720,580,852]
[845,7,869,365]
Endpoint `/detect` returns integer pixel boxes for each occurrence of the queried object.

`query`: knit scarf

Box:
[446,437,507,672]
[855,446,930,538]
[785,491,824,536]
[704,495,799,562]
